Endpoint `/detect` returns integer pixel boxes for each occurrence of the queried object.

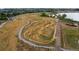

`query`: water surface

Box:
[60,13,79,21]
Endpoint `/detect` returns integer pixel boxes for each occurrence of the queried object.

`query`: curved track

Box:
[18,20,70,51]
[0,16,70,51]
[18,21,55,50]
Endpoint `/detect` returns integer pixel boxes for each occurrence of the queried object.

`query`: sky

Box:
[0,0,79,8]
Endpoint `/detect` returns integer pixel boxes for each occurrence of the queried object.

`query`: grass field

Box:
[0,13,56,50]
[23,14,56,45]
[62,24,79,50]
[0,13,38,50]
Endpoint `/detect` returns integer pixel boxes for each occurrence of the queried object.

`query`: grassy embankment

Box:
[62,24,79,50]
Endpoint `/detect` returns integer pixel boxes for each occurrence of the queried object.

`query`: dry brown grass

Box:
[0,13,40,50]
[0,13,56,50]
[23,14,56,45]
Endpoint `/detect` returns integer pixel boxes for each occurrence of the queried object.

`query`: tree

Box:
[40,12,48,17]
[57,14,67,20]
[62,14,67,19]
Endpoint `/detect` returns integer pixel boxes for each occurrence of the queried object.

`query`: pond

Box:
[59,13,79,21]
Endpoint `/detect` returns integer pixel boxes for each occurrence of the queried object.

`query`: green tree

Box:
[40,12,48,17]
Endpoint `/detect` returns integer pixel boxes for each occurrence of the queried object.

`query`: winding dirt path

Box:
[18,20,55,50]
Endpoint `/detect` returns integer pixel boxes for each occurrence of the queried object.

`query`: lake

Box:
[59,13,79,21]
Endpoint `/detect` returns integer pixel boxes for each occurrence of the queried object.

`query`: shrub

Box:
[40,12,48,17]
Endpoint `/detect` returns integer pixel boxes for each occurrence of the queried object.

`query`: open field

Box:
[1,8,79,51]
[23,15,56,45]
[62,23,79,50]
[0,13,56,50]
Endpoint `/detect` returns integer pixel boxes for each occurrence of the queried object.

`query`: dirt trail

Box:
[54,19,62,51]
